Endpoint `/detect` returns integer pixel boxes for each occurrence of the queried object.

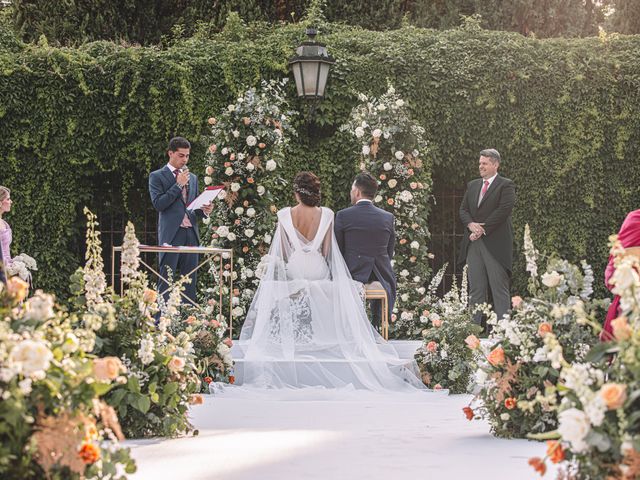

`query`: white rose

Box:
[264,234,272,244]
[377,104,386,111]
[372,129,382,138]
[246,135,257,147]
[221,147,228,156]
[265,160,277,171]
[410,241,419,249]
[400,269,409,277]
[383,162,393,171]
[245,269,254,278]
[218,190,227,199]
[225,167,234,176]
[245,229,254,238]
[374,195,382,203]
[395,151,404,161]
[355,127,365,138]
[204,176,212,185]
[9,340,53,378]
[558,408,591,453]
[19,378,33,395]
[246,162,255,171]
[274,128,283,137]
[246,208,256,217]
[237,153,245,161]
[388,179,397,188]
[542,271,563,288]
[417,287,426,295]
[216,226,229,237]
[205,166,214,175]
[413,276,421,283]
[235,207,244,215]
[227,233,236,241]
[412,149,419,157]
[231,183,241,192]
[612,263,639,293]
[232,130,240,138]
[232,306,244,317]
[62,333,79,353]
[395,99,405,107]
[257,186,266,195]
[202,217,211,225]
[500,413,510,421]
[383,131,390,139]
[401,293,409,302]
[227,104,235,112]
[362,145,370,155]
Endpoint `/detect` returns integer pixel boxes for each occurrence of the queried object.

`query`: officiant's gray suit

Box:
[459,174,516,324]
[149,165,205,302]
[335,200,396,327]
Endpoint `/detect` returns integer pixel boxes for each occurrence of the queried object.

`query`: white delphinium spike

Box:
[121,221,141,284]
[460,265,469,308]
[82,208,107,308]
[579,260,594,300]
[523,224,539,278]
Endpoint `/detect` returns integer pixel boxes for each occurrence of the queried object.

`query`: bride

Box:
[236,172,425,392]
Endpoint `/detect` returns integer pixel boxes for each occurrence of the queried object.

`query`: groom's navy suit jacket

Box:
[334,201,397,311]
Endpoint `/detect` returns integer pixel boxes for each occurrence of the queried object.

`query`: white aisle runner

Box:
[126,392,557,480]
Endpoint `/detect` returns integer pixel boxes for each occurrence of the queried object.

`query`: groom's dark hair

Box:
[353,172,377,199]
[168,136,191,151]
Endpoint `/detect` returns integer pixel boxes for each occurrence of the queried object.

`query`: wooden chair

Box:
[364,281,389,340]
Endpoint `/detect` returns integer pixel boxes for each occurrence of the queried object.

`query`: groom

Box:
[335,172,396,330]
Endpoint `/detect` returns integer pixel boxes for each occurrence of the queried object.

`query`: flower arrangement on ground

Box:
[0,277,135,478]
[465,225,601,438]
[342,84,433,339]
[72,211,202,438]
[527,235,640,479]
[414,265,482,393]
[201,79,296,334]
[5,252,37,282]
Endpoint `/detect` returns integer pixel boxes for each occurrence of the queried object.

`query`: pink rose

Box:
[432,318,442,328]
[511,296,523,309]
[210,320,221,329]
[427,341,438,353]
[223,338,233,347]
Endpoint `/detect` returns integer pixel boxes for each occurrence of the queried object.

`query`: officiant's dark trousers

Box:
[158,227,199,303]
[368,272,382,331]
[467,239,510,325]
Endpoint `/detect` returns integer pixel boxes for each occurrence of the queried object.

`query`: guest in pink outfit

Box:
[602,209,640,341]
[0,186,12,279]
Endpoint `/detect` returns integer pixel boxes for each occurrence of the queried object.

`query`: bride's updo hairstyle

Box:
[293,172,321,207]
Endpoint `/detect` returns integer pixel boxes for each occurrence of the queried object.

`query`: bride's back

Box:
[290,205,322,242]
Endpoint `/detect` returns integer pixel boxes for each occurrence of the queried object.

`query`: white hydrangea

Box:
[264,234,272,244]
[9,339,53,378]
[395,99,405,107]
[204,176,212,185]
[374,195,382,203]
[221,147,228,155]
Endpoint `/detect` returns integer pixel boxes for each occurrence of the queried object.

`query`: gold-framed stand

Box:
[111,245,235,337]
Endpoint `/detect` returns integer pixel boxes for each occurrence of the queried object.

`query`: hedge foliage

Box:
[1,16,640,301]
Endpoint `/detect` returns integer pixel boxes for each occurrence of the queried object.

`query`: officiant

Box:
[149,137,213,302]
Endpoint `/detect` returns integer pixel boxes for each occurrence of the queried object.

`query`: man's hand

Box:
[201,202,213,216]
[470,232,481,241]
[467,222,485,236]
[176,169,190,187]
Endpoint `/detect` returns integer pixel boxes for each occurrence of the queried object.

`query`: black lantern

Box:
[289,27,335,101]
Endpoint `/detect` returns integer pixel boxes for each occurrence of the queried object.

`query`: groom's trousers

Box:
[467,239,510,325]
[368,272,382,331]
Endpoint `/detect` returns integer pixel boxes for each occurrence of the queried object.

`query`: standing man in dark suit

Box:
[149,137,213,303]
[335,172,396,330]
[459,148,516,325]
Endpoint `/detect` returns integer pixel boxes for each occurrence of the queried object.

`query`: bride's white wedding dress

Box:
[229,206,426,395]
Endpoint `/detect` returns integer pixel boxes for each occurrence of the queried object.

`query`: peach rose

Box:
[407,168,414,175]
[185,315,197,325]
[391,314,397,323]
[205,166,214,175]
[410,256,417,263]
[426,341,438,352]
[463,406,474,420]
[422,310,430,316]
[208,144,217,153]
[242,246,249,253]
[504,397,516,410]
[224,162,231,167]
[387,198,394,205]
[258,143,266,149]
[538,322,552,337]
[243,200,249,207]
[410,182,418,189]
[528,457,546,476]
[247,178,255,184]
[465,335,480,350]
[487,346,505,367]
[434,384,442,390]
[379,174,386,180]
[203,376,213,384]
[142,289,157,304]
[599,383,627,410]
[432,318,442,328]
[210,320,221,329]
[399,239,407,245]
[190,394,204,405]
[168,356,186,373]
[511,296,523,309]
[270,205,277,214]
[235,219,241,225]
[223,338,233,347]
[7,277,29,302]
[207,117,217,125]
[94,357,125,381]
[546,441,565,464]
[612,316,632,341]
[242,117,251,125]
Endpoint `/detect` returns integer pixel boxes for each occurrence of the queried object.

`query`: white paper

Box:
[187,186,224,211]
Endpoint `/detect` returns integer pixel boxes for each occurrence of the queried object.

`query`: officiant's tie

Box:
[173,169,193,228]
[478,180,489,206]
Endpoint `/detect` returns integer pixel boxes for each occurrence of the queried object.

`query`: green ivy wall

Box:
[1,19,639,297]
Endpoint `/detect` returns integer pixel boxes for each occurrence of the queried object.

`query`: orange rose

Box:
[462,406,474,420]
[247,178,255,184]
[399,239,407,245]
[190,394,204,405]
[93,357,125,381]
[487,346,505,367]
[546,441,565,464]
[528,457,546,476]
[203,376,213,384]
[142,288,158,304]
[465,335,481,350]
[599,383,627,409]
[168,356,186,373]
[426,341,438,352]
[504,397,517,410]
[229,375,236,384]
[78,442,100,464]
[185,315,197,325]
[207,117,217,125]
[224,162,231,167]
[511,296,523,309]
[7,277,29,302]
[387,198,394,205]
[538,322,552,337]
[611,316,632,341]
[258,143,266,149]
